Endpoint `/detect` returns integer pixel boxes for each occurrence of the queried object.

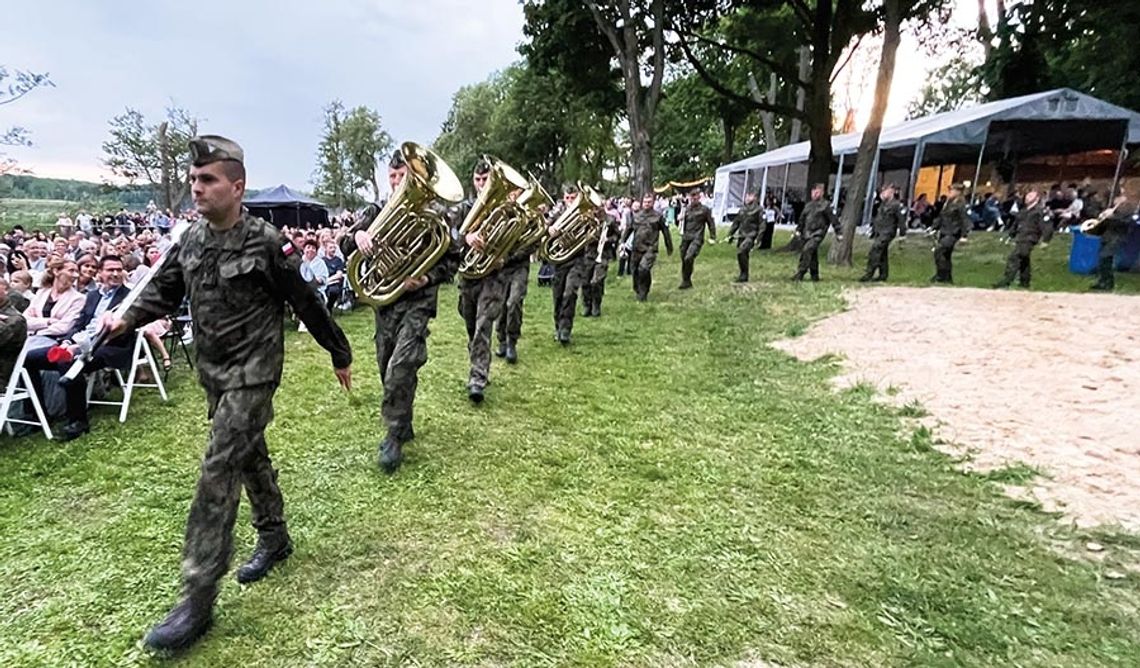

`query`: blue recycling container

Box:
[1069,226,1101,275]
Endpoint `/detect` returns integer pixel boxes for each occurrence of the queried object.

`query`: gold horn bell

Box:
[346,142,464,307]
[540,182,605,264]
[457,157,531,279]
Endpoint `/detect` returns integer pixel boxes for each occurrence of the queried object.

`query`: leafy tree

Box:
[0,66,54,175]
[312,101,391,208]
[340,106,393,202]
[101,106,199,212]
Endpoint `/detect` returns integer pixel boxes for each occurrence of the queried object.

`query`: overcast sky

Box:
[3,0,526,189]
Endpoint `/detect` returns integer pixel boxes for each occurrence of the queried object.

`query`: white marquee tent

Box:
[712,88,1140,222]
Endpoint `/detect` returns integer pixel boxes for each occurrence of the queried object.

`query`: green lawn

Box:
[0,199,75,232]
[1,231,1137,667]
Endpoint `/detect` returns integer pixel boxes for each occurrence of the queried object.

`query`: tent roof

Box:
[244,185,327,207]
[716,88,1140,176]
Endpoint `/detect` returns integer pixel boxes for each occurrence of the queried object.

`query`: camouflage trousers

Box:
[736,233,757,279]
[182,384,283,598]
[680,236,705,286]
[629,250,658,301]
[795,235,823,279]
[495,262,530,346]
[582,260,609,316]
[1000,240,1035,286]
[375,293,434,441]
[551,253,591,333]
[864,236,894,280]
[459,273,506,391]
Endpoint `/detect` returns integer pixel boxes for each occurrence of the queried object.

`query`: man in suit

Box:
[24,254,135,440]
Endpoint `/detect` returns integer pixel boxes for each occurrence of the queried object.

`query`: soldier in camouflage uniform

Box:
[993,190,1047,289]
[859,184,907,282]
[621,192,674,301]
[549,185,594,345]
[728,190,763,282]
[931,183,969,283]
[0,275,28,390]
[1088,193,1137,291]
[581,205,621,317]
[677,188,717,289]
[105,136,353,652]
[341,150,461,470]
[449,159,509,402]
[792,183,841,281]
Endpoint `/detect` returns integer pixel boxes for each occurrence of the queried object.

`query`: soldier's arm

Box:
[828,207,842,236]
[704,208,717,241]
[0,313,27,349]
[727,212,741,240]
[659,216,674,255]
[1039,211,1054,244]
[121,246,188,331]
[339,204,379,257]
[271,235,352,370]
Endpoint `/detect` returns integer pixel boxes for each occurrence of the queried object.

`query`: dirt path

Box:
[772,286,1140,531]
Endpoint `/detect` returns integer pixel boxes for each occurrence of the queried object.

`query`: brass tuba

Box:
[510,175,554,253]
[346,142,464,307]
[457,157,531,279]
[539,182,605,264]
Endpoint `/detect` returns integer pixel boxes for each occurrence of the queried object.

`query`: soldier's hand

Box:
[100,312,129,338]
[402,276,429,292]
[547,226,562,238]
[334,366,352,391]
[465,232,485,251]
[354,230,374,255]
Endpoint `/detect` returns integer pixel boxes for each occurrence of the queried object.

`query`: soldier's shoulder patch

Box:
[281,241,295,257]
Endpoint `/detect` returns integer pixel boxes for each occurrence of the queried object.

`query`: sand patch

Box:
[773,286,1140,531]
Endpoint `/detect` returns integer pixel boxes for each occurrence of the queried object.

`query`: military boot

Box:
[557,328,571,346]
[378,435,404,474]
[467,383,485,404]
[143,590,215,652]
[236,534,293,584]
[495,341,508,358]
[505,341,518,364]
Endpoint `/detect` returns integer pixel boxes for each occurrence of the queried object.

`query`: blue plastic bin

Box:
[1069,227,1101,275]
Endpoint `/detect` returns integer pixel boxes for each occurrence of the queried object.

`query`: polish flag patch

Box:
[281,241,295,256]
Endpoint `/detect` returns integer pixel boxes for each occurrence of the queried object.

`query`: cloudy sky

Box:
[3,0,526,189]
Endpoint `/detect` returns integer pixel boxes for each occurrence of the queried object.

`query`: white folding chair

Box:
[0,343,54,439]
[86,331,169,423]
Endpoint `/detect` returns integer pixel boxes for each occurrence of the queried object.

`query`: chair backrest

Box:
[3,342,31,398]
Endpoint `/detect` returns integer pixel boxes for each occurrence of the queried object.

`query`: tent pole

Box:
[759,166,769,201]
[780,163,791,212]
[906,139,926,207]
[862,148,881,226]
[1110,133,1129,198]
[831,152,845,210]
[971,125,991,204]
[936,163,944,196]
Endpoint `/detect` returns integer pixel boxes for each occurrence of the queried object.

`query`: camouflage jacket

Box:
[680,203,716,241]
[124,213,352,393]
[730,202,763,240]
[798,199,840,240]
[934,197,969,239]
[622,208,674,255]
[871,199,907,240]
[0,297,27,389]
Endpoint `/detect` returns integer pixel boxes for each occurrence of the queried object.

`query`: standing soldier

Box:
[341,150,461,473]
[931,183,969,283]
[677,188,716,289]
[104,135,353,652]
[1087,192,1137,292]
[993,189,1047,289]
[450,159,508,403]
[859,183,907,282]
[581,203,621,317]
[494,202,546,365]
[622,191,674,301]
[791,183,841,281]
[728,190,763,283]
[549,185,593,345]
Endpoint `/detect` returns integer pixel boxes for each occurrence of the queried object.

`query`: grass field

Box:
[0,231,1137,667]
[0,198,77,232]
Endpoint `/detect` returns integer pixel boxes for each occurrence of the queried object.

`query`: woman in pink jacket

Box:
[23,257,85,348]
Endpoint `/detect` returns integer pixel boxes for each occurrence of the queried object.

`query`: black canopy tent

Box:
[244,185,329,229]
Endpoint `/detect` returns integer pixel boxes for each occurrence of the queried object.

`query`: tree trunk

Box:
[805,74,834,189]
[828,0,903,266]
[789,47,811,145]
[751,72,780,150]
[722,118,737,164]
[157,121,174,212]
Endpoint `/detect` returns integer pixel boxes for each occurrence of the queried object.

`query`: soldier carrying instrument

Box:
[1085,192,1137,292]
[581,203,621,318]
[103,135,353,652]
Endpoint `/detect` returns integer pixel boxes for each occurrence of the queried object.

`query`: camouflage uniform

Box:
[551,248,591,338]
[995,201,1046,287]
[621,208,674,301]
[793,199,840,280]
[341,201,459,437]
[860,198,907,281]
[449,197,506,393]
[932,195,969,283]
[728,200,763,281]
[0,295,28,388]
[582,211,621,317]
[495,243,535,349]
[678,202,716,287]
[1089,201,1137,291]
[122,213,352,602]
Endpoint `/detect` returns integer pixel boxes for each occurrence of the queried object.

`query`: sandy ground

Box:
[772,286,1140,531]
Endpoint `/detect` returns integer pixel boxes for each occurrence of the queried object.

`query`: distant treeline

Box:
[0,174,153,207]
